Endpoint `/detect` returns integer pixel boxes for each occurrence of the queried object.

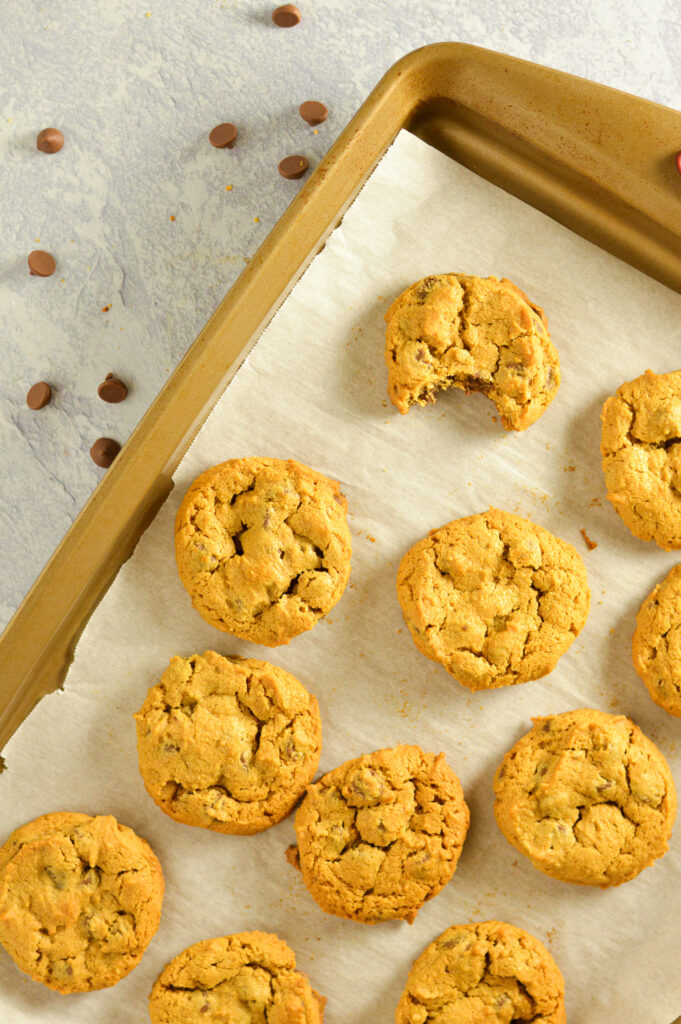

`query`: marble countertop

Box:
[1,0,679,631]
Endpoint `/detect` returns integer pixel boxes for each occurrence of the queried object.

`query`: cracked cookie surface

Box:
[397,508,590,691]
[175,457,352,646]
[601,369,681,549]
[291,744,469,923]
[633,564,681,717]
[148,931,325,1024]
[395,921,566,1024]
[493,708,676,887]
[0,811,164,992]
[135,651,322,834]
[384,274,560,430]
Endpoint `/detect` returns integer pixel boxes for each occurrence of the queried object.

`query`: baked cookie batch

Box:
[2,274,680,1021]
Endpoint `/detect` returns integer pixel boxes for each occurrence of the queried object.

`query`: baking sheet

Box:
[2,129,681,1024]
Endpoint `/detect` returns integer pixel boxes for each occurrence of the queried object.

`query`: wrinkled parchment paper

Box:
[2,130,681,1024]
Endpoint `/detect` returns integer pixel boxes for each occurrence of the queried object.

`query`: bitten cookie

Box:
[601,369,681,549]
[493,708,676,886]
[175,457,352,646]
[135,651,322,834]
[395,921,566,1024]
[385,274,560,430]
[290,744,469,923]
[0,812,163,993]
[148,932,325,1024]
[397,508,590,691]
[633,564,681,717]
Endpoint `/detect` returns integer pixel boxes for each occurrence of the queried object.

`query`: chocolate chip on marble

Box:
[299,101,327,126]
[36,127,64,153]
[97,373,128,403]
[278,154,308,180]
[272,4,301,26]
[26,381,52,409]
[90,437,120,468]
[28,250,56,277]
[209,122,238,149]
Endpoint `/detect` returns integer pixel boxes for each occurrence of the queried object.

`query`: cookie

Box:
[148,931,325,1023]
[395,921,566,1024]
[384,274,560,430]
[601,369,681,549]
[0,812,163,993]
[397,508,590,691]
[175,457,352,646]
[290,744,469,923]
[135,651,322,834]
[633,564,681,717]
[493,708,676,886]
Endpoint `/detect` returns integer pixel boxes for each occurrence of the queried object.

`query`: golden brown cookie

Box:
[290,744,469,924]
[493,708,676,887]
[384,274,560,430]
[0,811,163,993]
[396,508,590,691]
[148,931,325,1023]
[395,921,566,1024]
[175,457,352,646]
[134,651,322,834]
[601,369,681,549]
[633,564,681,717]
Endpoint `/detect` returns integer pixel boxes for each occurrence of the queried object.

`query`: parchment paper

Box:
[2,130,681,1024]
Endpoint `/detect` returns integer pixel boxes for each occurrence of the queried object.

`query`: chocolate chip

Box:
[26,381,52,409]
[97,374,128,403]
[36,127,64,153]
[299,101,327,126]
[200,1005,210,1015]
[272,4,301,26]
[28,250,56,277]
[278,155,308,180]
[209,122,237,149]
[90,437,120,468]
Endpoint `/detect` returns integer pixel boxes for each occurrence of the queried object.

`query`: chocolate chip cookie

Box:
[395,921,566,1024]
[385,274,560,430]
[397,508,590,690]
[601,369,681,549]
[175,457,352,646]
[135,651,322,834]
[633,564,681,717]
[0,812,164,992]
[493,708,676,886]
[289,744,469,923]
[148,932,325,1023]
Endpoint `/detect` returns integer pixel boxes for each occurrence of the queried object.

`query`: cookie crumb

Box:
[580,528,597,551]
[285,845,301,870]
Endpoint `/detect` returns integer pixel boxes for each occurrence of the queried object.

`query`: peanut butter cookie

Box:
[493,708,676,887]
[0,811,163,993]
[148,931,325,1023]
[289,744,469,923]
[633,564,681,717]
[397,508,590,691]
[175,457,352,646]
[135,651,322,834]
[601,369,681,549]
[385,274,560,430]
[395,921,566,1024]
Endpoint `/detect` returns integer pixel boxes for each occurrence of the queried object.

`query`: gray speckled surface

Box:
[0,0,679,630]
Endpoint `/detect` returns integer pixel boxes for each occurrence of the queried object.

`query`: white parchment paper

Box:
[2,130,681,1024]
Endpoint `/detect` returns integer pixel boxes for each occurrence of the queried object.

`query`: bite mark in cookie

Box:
[385,274,560,430]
